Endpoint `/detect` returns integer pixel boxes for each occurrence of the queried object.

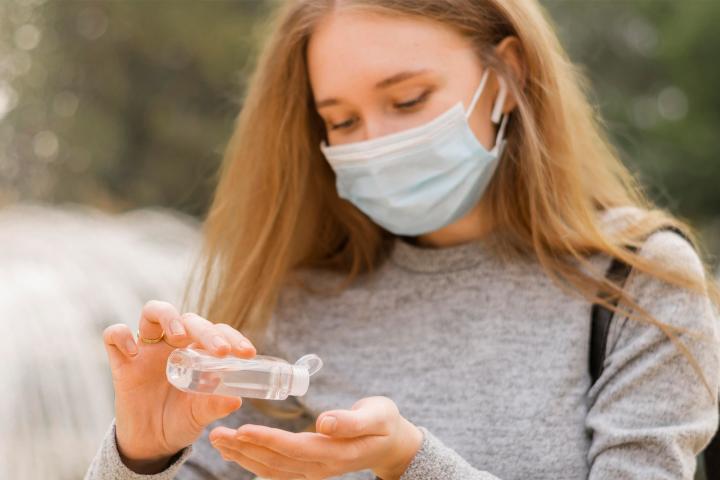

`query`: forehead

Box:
[307,10,474,95]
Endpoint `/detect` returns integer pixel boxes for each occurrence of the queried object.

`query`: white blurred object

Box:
[0,202,202,480]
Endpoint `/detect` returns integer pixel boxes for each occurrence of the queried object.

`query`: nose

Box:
[360,115,400,142]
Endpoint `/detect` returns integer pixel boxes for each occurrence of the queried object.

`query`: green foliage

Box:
[0,0,271,216]
[545,0,720,224]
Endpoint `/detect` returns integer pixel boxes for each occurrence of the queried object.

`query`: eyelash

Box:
[329,90,431,131]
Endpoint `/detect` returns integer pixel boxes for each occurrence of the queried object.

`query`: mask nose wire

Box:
[465,68,491,120]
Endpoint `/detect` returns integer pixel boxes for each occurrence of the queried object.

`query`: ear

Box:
[492,36,527,116]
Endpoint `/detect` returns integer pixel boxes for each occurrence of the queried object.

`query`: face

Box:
[307,10,500,150]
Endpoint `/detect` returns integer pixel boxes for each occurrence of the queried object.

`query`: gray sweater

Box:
[85,207,720,479]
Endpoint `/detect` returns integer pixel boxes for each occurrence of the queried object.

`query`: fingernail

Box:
[213,336,230,350]
[320,416,336,434]
[126,338,138,355]
[240,340,254,350]
[169,319,185,336]
[236,434,250,442]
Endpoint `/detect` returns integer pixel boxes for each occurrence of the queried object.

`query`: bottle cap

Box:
[289,365,310,396]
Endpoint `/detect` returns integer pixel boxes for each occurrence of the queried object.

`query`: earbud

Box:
[491,77,507,124]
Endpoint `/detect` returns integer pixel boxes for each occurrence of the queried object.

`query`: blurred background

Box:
[0,1,718,479]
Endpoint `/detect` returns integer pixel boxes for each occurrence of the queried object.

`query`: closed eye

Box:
[328,89,432,131]
[394,90,431,109]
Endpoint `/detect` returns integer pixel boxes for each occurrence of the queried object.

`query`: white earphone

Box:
[491,77,507,125]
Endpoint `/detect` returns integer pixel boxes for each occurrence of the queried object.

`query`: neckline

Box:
[389,233,497,274]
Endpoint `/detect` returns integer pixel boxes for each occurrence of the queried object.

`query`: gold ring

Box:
[137,329,165,344]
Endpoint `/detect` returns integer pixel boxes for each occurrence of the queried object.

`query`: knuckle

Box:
[216,323,250,341]
[180,311,206,326]
[200,325,218,339]
[143,300,179,325]
[213,323,235,336]
[383,397,399,415]
[214,329,234,343]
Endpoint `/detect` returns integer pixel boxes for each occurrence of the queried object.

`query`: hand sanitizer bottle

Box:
[166,347,323,400]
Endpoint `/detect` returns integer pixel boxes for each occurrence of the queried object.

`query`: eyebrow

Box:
[315,68,431,110]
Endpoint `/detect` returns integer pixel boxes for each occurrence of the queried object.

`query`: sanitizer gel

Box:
[166,347,323,400]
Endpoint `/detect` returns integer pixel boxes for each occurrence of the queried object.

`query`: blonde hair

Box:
[182,0,720,420]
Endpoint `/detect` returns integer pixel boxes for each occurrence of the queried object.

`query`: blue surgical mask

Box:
[319,68,509,236]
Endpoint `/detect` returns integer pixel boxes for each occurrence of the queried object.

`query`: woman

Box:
[85,1,720,479]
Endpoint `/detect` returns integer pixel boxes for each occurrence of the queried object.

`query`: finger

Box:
[209,426,239,443]
[234,425,346,462]
[215,447,300,480]
[190,394,243,430]
[180,312,254,357]
[213,440,325,476]
[103,323,139,362]
[214,323,257,358]
[138,300,190,349]
[316,396,396,437]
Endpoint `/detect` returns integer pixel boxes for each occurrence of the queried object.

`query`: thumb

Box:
[191,394,242,428]
[316,396,397,438]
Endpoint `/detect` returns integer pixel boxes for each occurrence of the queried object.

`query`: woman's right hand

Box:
[103,300,256,473]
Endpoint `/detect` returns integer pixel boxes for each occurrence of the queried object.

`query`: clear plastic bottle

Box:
[166,347,323,400]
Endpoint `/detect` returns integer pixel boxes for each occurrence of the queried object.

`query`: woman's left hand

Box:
[208,396,423,480]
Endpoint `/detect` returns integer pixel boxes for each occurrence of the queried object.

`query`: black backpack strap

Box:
[706,433,720,478]
[589,252,636,384]
[589,224,691,385]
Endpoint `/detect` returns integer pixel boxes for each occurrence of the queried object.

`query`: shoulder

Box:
[596,207,714,348]
[598,205,704,280]
[592,211,719,401]
[596,205,646,236]
[620,226,711,337]
[640,228,704,281]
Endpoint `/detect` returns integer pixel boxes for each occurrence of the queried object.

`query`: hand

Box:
[208,396,423,480]
[103,300,257,473]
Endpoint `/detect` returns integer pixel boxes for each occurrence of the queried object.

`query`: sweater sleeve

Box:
[397,426,501,480]
[398,230,719,480]
[584,229,720,479]
[83,417,196,480]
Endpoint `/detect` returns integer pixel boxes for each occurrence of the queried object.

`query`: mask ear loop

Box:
[465,68,491,119]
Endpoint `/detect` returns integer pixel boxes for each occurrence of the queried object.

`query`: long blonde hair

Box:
[182,0,720,419]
